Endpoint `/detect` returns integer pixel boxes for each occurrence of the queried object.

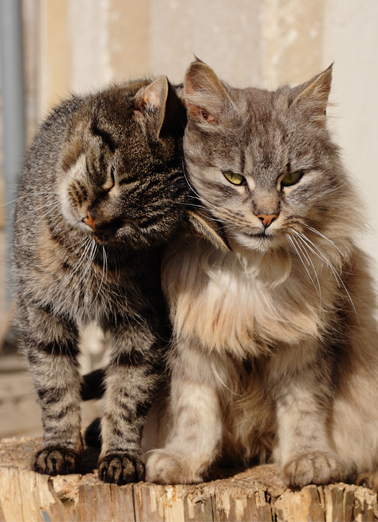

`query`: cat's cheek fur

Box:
[58,153,88,228]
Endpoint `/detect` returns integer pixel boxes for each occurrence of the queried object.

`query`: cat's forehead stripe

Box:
[240,149,245,175]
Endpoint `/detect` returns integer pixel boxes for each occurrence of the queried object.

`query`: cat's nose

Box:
[83,209,96,230]
[257,214,278,227]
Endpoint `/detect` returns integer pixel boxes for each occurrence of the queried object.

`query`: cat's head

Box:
[59,76,187,248]
[182,60,357,257]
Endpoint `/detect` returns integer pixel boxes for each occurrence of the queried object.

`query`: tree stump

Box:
[1,438,378,522]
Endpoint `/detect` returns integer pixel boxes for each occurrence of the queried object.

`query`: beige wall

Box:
[324,0,378,263]
[149,0,265,87]
[263,0,325,89]
[24,0,151,121]
[7,0,378,268]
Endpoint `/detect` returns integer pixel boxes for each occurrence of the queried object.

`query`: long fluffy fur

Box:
[146,62,378,489]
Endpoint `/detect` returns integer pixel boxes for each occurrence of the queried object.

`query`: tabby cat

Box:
[146,60,378,490]
[14,76,189,484]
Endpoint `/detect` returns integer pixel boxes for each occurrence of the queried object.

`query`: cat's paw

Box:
[146,451,203,484]
[283,451,345,488]
[98,453,145,484]
[34,447,79,475]
[357,471,378,492]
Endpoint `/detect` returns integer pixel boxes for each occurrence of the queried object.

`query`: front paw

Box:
[146,451,203,485]
[283,451,345,488]
[34,447,79,475]
[357,471,378,492]
[98,453,145,484]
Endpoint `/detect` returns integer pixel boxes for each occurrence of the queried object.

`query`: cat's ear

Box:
[184,60,231,125]
[291,65,333,125]
[187,210,230,252]
[134,76,170,139]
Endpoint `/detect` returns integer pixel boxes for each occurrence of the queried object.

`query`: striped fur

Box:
[146,61,378,489]
[14,77,188,484]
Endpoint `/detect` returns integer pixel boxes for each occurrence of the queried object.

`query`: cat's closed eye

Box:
[223,171,246,186]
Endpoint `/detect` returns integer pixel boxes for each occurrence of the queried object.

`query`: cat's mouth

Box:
[240,231,281,252]
[243,231,273,240]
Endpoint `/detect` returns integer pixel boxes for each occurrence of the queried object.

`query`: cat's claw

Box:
[283,451,345,488]
[98,453,145,484]
[146,451,203,485]
[34,447,79,475]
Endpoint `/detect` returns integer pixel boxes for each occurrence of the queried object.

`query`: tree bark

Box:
[0,438,377,522]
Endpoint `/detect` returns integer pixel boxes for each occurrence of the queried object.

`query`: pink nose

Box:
[257,214,278,227]
[83,212,96,230]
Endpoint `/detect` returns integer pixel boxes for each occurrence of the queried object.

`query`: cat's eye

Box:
[281,171,303,187]
[223,171,246,186]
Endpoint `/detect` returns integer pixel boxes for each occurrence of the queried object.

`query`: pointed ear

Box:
[187,210,230,252]
[291,65,333,126]
[134,76,169,139]
[184,60,231,125]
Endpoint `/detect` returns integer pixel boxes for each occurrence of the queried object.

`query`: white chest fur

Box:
[162,238,323,359]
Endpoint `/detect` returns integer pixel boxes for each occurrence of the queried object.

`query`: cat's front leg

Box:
[19,303,83,475]
[98,321,164,485]
[271,344,346,488]
[146,340,223,484]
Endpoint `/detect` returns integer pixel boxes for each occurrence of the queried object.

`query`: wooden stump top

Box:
[1,438,378,522]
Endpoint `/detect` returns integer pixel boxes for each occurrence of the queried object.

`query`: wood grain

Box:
[1,438,378,522]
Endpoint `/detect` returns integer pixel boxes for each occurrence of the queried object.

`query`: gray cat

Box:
[14,76,190,484]
[147,60,378,490]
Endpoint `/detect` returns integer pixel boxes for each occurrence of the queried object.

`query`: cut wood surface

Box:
[1,438,378,522]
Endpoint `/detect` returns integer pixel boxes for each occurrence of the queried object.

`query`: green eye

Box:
[281,171,303,187]
[223,171,246,186]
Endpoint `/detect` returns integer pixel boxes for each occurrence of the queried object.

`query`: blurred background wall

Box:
[0,0,377,437]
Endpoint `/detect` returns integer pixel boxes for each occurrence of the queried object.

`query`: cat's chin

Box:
[230,232,283,254]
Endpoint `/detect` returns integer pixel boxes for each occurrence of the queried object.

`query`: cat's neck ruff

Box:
[163,236,336,360]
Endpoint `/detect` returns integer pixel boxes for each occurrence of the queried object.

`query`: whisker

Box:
[35,202,63,221]
[286,235,318,296]
[291,235,324,312]
[182,160,226,216]
[90,245,107,309]
[2,192,56,208]
[56,236,91,295]
[70,237,93,277]
[60,238,97,307]
[303,224,345,258]
[296,231,340,273]
[290,230,359,323]
[291,234,322,299]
